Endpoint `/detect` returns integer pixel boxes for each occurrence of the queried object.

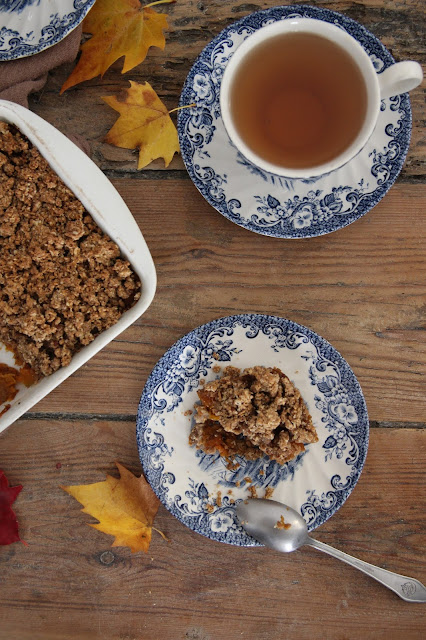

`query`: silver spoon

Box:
[236,498,426,603]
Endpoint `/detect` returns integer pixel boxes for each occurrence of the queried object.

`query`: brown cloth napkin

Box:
[0,25,90,154]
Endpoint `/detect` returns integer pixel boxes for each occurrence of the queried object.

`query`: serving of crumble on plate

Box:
[190,365,318,465]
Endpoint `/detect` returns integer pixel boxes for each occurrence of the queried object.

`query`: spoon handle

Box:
[306,537,426,603]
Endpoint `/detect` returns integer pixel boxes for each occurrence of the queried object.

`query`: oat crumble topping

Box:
[189,365,318,465]
[0,123,141,380]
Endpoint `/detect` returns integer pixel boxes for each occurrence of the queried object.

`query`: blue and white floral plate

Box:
[0,0,95,61]
[136,314,369,546]
[178,5,412,238]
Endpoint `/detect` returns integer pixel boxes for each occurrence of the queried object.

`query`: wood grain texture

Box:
[0,421,425,640]
[28,0,426,178]
[17,180,425,423]
[1,2,425,638]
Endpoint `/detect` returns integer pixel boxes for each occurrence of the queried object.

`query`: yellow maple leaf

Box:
[61,462,164,553]
[103,80,180,168]
[61,0,174,93]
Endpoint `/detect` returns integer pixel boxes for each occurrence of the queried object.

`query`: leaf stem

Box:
[152,526,170,542]
[144,0,176,9]
[168,103,196,114]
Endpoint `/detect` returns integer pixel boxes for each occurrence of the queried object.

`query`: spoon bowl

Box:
[236,498,308,553]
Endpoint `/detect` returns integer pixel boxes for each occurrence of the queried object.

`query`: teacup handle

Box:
[378,60,423,99]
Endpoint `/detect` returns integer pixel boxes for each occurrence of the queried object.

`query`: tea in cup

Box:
[220,18,423,178]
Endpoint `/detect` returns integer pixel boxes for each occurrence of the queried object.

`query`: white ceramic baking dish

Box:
[0,100,157,434]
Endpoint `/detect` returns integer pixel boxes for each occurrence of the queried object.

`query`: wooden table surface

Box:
[1,1,425,638]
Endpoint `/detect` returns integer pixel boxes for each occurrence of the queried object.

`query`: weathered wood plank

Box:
[28,0,426,177]
[0,422,425,640]
[10,180,423,423]
[1,3,424,639]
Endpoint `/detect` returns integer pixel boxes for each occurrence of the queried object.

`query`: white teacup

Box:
[220,18,423,179]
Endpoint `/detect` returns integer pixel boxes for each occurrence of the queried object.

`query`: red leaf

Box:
[0,469,22,545]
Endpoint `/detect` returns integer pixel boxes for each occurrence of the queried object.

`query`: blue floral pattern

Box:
[0,0,95,61]
[136,314,369,546]
[178,5,412,238]
[0,1,40,13]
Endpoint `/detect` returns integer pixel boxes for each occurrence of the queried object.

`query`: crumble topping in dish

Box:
[0,122,141,381]
[189,365,318,465]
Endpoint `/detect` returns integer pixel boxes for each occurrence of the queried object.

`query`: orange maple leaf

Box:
[103,80,180,168]
[61,0,174,93]
[61,462,165,553]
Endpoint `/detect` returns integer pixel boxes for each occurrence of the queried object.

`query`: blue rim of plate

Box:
[177,5,412,239]
[0,0,95,61]
[136,314,369,546]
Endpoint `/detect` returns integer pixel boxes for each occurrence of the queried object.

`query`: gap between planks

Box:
[101,169,426,182]
[19,412,426,428]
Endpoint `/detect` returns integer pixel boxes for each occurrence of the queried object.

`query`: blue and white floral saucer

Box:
[0,0,95,61]
[136,314,369,546]
[178,5,412,238]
